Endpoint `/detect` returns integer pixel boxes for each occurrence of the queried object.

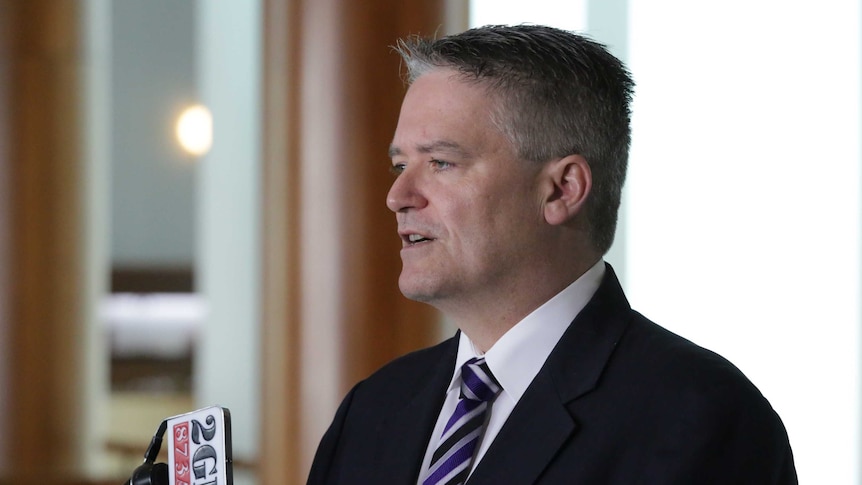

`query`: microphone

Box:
[124,406,232,485]
[127,420,168,485]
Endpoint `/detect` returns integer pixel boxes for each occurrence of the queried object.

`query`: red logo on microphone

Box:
[172,422,191,485]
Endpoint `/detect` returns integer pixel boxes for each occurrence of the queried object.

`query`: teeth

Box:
[408,234,426,243]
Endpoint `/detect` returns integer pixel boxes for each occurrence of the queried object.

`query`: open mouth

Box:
[406,233,433,245]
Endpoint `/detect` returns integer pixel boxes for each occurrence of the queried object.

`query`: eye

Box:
[430,159,452,171]
[390,162,406,176]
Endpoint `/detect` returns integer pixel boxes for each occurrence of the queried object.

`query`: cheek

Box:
[440,177,541,254]
[438,196,491,254]
[452,203,514,258]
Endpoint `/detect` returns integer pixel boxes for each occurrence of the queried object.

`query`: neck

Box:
[441,257,602,353]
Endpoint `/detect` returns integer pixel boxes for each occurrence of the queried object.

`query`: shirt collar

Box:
[447,260,606,401]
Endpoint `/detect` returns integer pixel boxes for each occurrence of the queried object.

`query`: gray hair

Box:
[394,24,634,254]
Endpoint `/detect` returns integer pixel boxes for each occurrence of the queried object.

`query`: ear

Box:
[542,154,592,226]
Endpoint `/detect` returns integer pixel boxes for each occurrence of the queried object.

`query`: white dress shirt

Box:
[416,260,606,483]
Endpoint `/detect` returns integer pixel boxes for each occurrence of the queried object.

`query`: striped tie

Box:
[423,357,501,485]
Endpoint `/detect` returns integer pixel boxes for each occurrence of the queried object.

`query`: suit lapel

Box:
[467,264,632,484]
[376,336,458,483]
[466,370,576,484]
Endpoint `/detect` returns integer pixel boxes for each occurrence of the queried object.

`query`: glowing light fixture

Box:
[175,104,213,156]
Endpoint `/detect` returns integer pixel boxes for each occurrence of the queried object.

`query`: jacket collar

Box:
[467,263,633,484]
[377,336,459,483]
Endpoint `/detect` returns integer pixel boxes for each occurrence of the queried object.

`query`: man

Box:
[308,25,796,484]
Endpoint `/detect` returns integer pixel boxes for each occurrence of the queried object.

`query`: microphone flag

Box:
[166,406,233,485]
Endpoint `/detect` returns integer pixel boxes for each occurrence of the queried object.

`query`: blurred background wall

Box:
[0,1,858,484]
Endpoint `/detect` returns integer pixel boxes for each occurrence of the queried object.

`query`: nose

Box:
[386,166,427,213]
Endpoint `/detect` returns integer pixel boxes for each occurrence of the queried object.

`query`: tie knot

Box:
[459,357,501,402]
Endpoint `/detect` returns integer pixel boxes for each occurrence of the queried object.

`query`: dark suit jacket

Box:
[307,265,797,484]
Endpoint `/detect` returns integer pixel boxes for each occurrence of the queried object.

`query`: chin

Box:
[398,276,442,304]
[398,286,435,304]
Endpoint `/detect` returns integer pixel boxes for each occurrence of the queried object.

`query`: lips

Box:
[399,230,435,246]
[408,234,431,243]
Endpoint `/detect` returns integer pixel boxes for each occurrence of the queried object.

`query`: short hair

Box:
[394,24,634,254]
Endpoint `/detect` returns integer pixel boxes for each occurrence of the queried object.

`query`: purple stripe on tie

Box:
[423,434,478,485]
[442,398,481,435]
[423,357,502,485]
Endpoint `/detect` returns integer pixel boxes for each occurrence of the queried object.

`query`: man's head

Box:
[387,25,634,333]
[394,24,634,254]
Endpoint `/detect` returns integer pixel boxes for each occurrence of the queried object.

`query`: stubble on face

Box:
[388,70,550,317]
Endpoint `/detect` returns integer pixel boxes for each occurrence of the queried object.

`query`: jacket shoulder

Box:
[598,311,796,482]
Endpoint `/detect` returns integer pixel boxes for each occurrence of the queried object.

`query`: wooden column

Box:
[260,1,445,483]
[0,0,88,481]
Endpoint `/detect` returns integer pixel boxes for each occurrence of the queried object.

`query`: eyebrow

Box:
[388,140,471,159]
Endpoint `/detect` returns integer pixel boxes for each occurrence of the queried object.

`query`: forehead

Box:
[390,69,510,158]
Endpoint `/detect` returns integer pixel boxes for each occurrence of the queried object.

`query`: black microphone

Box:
[126,420,168,485]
